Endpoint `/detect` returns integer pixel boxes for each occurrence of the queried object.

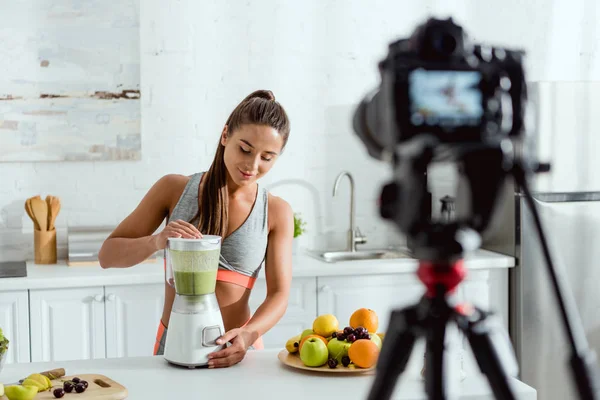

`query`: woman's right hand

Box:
[153,219,203,249]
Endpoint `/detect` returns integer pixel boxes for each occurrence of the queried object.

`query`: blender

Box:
[163,235,225,368]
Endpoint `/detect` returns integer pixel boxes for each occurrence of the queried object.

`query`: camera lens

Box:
[352,90,386,160]
[433,32,457,56]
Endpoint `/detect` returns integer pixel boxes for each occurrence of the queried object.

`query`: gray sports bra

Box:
[167,172,269,289]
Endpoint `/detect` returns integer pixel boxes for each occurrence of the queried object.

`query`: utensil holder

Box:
[34,229,57,264]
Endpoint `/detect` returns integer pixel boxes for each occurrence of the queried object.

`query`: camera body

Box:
[353,17,529,260]
[355,17,527,161]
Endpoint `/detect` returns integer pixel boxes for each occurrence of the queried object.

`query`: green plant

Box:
[293,213,307,238]
[0,327,8,357]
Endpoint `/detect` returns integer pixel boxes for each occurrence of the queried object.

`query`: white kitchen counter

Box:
[0,249,514,291]
[0,349,536,400]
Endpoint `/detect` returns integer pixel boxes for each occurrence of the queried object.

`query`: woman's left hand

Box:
[207,328,255,368]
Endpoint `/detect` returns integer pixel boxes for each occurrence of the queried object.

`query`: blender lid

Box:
[167,235,222,251]
[167,235,221,243]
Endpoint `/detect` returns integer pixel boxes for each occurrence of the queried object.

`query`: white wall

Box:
[1,0,599,262]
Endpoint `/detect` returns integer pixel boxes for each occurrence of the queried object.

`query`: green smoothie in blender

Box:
[170,248,221,295]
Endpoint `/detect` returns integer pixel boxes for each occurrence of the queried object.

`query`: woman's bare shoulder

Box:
[267,193,293,233]
[159,173,191,188]
[156,174,194,209]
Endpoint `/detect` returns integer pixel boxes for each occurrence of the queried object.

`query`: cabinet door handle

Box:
[106,294,116,301]
[320,285,331,293]
[94,294,104,302]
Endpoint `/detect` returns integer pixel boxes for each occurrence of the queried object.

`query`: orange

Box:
[349,308,379,332]
[299,334,328,352]
[348,339,380,368]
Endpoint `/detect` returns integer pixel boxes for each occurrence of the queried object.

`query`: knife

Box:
[6,368,66,386]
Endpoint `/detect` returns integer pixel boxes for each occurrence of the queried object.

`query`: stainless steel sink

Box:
[308,249,413,263]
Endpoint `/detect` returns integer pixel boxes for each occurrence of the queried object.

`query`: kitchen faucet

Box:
[332,171,367,252]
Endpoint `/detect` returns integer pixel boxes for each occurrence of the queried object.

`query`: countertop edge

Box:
[0,249,515,291]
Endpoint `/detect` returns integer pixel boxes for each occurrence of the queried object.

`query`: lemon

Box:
[313,314,339,338]
[21,378,46,392]
[25,374,49,390]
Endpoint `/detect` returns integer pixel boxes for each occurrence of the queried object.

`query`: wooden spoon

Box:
[30,196,48,231]
[45,195,52,229]
[46,195,61,230]
[25,198,41,231]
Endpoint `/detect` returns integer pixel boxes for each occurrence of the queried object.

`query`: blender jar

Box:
[165,236,222,296]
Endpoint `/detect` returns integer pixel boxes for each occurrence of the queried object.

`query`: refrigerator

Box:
[482,81,600,400]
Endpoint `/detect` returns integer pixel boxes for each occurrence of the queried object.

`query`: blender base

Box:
[163,295,226,367]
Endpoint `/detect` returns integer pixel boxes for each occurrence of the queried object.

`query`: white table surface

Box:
[0,349,536,399]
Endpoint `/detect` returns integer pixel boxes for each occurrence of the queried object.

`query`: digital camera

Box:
[353,17,527,162]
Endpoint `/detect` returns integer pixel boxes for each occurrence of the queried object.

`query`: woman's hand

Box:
[153,219,202,249]
[207,328,256,368]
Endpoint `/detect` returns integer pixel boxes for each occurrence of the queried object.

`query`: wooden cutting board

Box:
[4,374,128,400]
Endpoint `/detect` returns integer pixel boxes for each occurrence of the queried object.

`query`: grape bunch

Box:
[53,377,89,398]
[332,326,371,343]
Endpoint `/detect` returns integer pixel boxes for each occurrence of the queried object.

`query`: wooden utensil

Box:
[46,195,53,230]
[45,195,61,231]
[40,368,66,380]
[25,195,58,264]
[9,368,66,385]
[24,198,41,231]
[30,196,48,231]
[35,373,128,400]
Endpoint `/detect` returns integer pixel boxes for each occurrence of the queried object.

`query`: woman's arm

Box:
[208,195,293,367]
[240,195,294,341]
[98,174,200,269]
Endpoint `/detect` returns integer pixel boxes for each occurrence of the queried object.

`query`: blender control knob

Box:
[94,294,104,302]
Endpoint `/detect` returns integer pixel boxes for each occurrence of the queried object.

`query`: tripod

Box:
[367,157,600,400]
[367,254,518,400]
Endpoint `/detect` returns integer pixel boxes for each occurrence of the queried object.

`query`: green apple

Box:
[300,328,314,341]
[299,337,329,367]
[327,338,352,363]
[4,384,38,400]
[370,333,382,350]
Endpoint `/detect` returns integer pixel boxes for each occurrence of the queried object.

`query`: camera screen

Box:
[408,69,483,128]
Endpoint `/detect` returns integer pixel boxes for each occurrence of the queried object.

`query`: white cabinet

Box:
[30,287,106,362]
[9,266,500,364]
[316,274,426,333]
[29,284,165,363]
[105,284,164,358]
[249,277,317,349]
[0,291,30,364]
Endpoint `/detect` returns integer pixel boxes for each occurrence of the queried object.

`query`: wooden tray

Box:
[35,374,127,400]
[277,349,375,374]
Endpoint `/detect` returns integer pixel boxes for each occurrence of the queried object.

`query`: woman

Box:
[98,89,294,368]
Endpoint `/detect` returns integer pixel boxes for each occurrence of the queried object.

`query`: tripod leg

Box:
[459,306,518,400]
[367,306,419,400]
[425,302,449,400]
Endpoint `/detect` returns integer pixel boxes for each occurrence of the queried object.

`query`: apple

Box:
[300,328,314,341]
[4,385,38,400]
[300,337,329,367]
[370,333,382,350]
[327,337,352,363]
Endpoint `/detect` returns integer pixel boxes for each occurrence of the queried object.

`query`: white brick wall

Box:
[2,0,600,261]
